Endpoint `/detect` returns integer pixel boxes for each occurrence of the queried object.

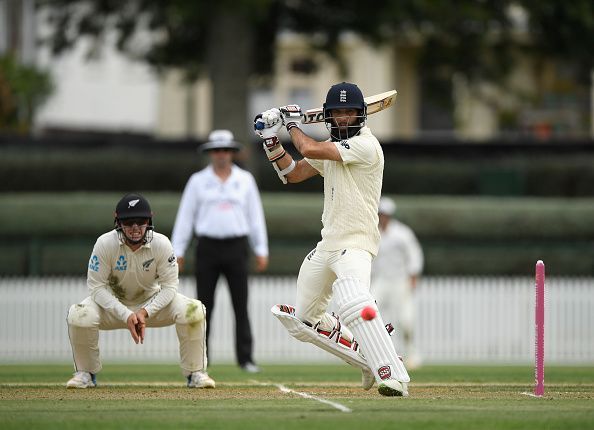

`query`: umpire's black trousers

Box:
[195,236,254,366]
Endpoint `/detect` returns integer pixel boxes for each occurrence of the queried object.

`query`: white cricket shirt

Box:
[305,126,384,256]
[373,219,424,280]
[171,164,268,258]
[87,230,179,322]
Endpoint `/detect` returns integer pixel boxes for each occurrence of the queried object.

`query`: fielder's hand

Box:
[126,313,141,344]
[126,309,148,344]
[279,104,303,132]
[135,308,148,344]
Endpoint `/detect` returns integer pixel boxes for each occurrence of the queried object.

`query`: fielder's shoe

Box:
[240,362,261,374]
[187,371,216,388]
[361,367,375,390]
[378,379,408,397]
[66,371,96,389]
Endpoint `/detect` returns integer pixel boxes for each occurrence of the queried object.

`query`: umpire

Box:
[171,129,269,373]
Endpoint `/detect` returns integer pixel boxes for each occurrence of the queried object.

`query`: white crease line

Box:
[3,381,592,389]
[520,392,544,398]
[252,380,352,413]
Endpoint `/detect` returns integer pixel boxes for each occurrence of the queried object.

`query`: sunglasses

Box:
[121,218,149,227]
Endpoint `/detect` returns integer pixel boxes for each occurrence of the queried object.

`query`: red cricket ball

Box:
[361,305,377,321]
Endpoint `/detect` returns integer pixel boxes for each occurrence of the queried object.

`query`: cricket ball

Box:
[361,306,377,321]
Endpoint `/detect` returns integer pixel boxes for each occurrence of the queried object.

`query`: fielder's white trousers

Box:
[295,247,373,324]
[372,275,419,363]
[66,293,207,376]
[372,275,414,333]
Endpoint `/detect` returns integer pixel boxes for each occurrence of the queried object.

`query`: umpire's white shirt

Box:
[171,164,268,258]
[305,126,384,256]
[87,230,179,322]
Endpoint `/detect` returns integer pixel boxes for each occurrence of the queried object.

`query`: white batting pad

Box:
[333,277,410,383]
[271,304,370,371]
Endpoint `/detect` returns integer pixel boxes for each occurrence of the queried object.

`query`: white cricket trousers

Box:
[295,247,373,324]
[372,275,414,333]
[66,293,207,376]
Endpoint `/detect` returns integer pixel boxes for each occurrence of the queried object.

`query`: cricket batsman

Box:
[254,82,410,396]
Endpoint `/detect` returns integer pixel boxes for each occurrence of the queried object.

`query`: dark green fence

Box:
[1,193,593,276]
[1,136,594,196]
[2,135,593,276]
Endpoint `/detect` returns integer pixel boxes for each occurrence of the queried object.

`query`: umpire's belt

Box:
[197,235,247,243]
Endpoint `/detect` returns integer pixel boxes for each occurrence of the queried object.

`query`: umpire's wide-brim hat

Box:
[200,129,241,152]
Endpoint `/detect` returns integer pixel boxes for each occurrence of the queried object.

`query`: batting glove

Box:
[254,109,283,138]
[262,136,285,162]
[279,105,303,132]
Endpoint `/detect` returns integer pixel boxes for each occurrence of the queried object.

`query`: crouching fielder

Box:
[66,193,215,389]
[255,82,410,396]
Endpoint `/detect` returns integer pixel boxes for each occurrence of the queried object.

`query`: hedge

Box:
[1,193,593,276]
[2,140,594,196]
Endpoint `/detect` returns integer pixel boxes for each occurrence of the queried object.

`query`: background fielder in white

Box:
[372,196,424,368]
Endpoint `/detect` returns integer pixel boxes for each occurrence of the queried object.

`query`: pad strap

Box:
[271,304,370,370]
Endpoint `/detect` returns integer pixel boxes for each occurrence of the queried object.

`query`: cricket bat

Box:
[302,89,397,124]
[255,90,397,129]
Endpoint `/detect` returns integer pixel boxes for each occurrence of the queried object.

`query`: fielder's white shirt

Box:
[87,230,179,322]
[171,164,268,258]
[373,219,424,281]
[305,126,384,256]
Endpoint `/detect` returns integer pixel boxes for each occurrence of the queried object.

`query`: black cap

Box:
[115,193,152,220]
[323,82,365,112]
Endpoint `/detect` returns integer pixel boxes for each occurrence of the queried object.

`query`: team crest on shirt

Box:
[115,255,128,271]
[142,258,154,271]
[340,140,350,149]
[168,253,176,265]
[88,255,99,272]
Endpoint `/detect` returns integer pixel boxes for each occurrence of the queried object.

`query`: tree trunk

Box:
[207,10,254,168]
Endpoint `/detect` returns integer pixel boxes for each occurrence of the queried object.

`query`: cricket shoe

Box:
[66,371,96,389]
[361,367,375,390]
[378,379,408,397]
[187,371,216,388]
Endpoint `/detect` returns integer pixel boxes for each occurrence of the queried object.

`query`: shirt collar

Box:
[206,164,237,180]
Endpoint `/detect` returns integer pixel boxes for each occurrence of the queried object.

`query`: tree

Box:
[0,54,53,133]
[40,0,593,141]
[40,0,275,145]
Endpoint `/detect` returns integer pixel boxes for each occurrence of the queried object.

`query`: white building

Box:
[1,1,589,141]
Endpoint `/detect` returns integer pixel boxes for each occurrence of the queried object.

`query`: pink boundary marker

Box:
[534,260,545,397]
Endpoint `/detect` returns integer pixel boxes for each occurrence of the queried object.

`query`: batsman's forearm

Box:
[288,127,311,155]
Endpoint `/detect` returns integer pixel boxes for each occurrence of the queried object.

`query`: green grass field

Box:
[1,364,593,429]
